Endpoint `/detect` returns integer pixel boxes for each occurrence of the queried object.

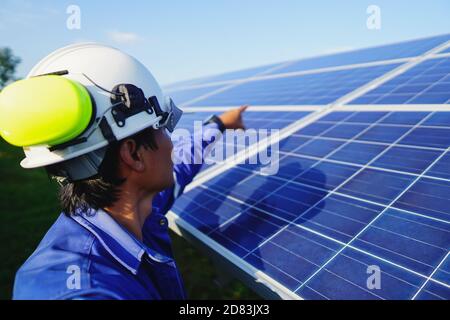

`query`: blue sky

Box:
[1,0,449,85]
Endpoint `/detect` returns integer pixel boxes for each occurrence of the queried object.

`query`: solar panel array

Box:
[165,34,450,300]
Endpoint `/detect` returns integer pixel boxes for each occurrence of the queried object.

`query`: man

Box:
[0,43,247,299]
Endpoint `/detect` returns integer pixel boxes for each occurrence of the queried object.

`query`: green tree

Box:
[0,48,21,90]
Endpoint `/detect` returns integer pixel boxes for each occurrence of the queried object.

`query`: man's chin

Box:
[164,174,175,189]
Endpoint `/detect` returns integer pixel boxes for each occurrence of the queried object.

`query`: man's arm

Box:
[153,106,248,215]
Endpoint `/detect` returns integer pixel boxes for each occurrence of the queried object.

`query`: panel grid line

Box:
[412,251,450,300]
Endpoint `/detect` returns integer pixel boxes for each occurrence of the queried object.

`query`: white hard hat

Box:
[3,43,182,181]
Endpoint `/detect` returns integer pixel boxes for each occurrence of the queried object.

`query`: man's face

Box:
[139,128,174,192]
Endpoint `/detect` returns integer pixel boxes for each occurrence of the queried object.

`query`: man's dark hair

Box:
[47,127,158,216]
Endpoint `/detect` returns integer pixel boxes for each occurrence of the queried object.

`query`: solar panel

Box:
[166,35,450,300]
[187,63,400,106]
[349,57,450,105]
[171,111,450,299]
[267,34,450,76]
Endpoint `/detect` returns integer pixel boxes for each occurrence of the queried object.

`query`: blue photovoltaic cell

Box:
[422,112,450,126]
[428,153,450,180]
[349,57,450,105]
[329,142,387,165]
[371,146,442,174]
[268,34,450,76]
[394,177,450,222]
[338,168,415,205]
[189,63,400,106]
[379,112,431,125]
[398,127,450,149]
[321,123,369,139]
[356,125,411,143]
[171,111,450,300]
[292,139,344,158]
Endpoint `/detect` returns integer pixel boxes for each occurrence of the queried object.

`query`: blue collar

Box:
[71,208,172,275]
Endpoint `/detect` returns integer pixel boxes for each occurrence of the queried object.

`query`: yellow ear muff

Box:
[0,75,93,147]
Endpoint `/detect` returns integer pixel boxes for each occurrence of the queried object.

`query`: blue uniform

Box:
[13,123,220,300]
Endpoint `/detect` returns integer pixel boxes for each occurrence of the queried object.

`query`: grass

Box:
[0,139,260,300]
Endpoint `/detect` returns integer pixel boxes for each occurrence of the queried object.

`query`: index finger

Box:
[239,105,249,113]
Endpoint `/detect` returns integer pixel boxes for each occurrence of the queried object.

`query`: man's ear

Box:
[119,139,145,172]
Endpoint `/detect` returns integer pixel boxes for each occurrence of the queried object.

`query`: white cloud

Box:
[107,31,143,44]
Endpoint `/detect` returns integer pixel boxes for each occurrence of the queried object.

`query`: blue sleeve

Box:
[152,122,222,215]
